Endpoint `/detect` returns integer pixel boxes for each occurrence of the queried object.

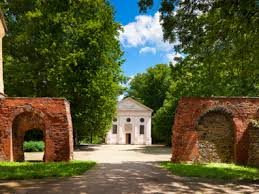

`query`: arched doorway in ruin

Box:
[196,108,235,163]
[23,128,44,161]
[12,111,46,162]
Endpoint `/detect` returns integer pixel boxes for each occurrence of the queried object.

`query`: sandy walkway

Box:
[1,145,258,194]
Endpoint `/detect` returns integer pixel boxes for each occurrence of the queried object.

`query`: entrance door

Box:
[126,133,131,144]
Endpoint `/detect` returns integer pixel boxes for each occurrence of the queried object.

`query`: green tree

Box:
[127,64,171,112]
[138,0,259,95]
[152,98,175,145]
[127,64,171,143]
[1,0,124,144]
[138,0,259,145]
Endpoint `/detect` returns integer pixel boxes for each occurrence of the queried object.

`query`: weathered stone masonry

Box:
[0,98,73,162]
[172,97,259,166]
[248,121,259,166]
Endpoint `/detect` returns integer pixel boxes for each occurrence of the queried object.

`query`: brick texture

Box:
[172,97,259,165]
[0,97,73,162]
[248,121,259,166]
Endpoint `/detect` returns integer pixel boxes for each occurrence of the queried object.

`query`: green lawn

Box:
[0,161,96,180]
[161,162,259,181]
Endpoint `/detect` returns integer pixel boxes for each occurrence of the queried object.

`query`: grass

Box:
[0,161,96,180]
[161,162,259,181]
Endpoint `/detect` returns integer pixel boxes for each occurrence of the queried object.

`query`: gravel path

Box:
[1,145,259,194]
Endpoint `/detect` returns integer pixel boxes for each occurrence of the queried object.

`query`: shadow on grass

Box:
[161,162,259,181]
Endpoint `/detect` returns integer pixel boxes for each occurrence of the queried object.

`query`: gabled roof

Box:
[0,9,7,32]
[118,97,153,112]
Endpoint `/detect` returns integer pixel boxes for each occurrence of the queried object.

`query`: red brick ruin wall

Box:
[172,97,259,166]
[0,97,73,162]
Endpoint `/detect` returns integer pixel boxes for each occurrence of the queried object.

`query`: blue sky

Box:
[109,0,178,77]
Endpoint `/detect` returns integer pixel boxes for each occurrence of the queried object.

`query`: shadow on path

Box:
[1,162,259,194]
[123,145,171,155]
[74,144,102,152]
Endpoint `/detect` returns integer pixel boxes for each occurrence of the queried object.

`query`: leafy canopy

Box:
[127,64,172,144]
[127,64,171,113]
[1,0,125,142]
[138,0,259,96]
[137,0,259,144]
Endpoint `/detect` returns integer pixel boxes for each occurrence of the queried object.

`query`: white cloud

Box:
[119,74,135,89]
[139,47,156,55]
[118,94,124,101]
[119,12,173,52]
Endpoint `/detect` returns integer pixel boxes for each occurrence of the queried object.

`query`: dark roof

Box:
[0,9,7,32]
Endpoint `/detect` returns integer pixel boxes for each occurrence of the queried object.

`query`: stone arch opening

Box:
[12,111,46,162]
[23,129,45,161]
[247,120,259,166]
[196,108,235,163]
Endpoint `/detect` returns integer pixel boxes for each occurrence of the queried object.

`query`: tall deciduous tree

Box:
[1,0,125,143]
[138,0,259,95]
[138,0,259,145]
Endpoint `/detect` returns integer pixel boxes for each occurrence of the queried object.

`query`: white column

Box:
[131,123,134,144]
[133,117,138,145]
[131,122,134,144]
[146,116,152,145]
[105,129,111,144]
[118,117,124,144]
[118,125,122,144]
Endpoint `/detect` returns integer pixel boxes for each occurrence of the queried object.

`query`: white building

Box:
[0,10,7,96]
[106,97,153,145]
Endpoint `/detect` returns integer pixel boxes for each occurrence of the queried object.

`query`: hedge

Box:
[23,141,45,152]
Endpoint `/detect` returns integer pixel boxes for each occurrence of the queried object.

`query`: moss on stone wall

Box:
[197,112,234,163]
[248,120,259,166]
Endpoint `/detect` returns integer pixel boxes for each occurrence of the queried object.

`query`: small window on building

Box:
[113,117,117,122]
[126,118,131,122]
[140,125,144,134]
[140,118,144,123]
[112,125,117,134]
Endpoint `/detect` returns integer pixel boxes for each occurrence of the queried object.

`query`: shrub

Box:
[153,100,175,145]
[23,141,45,152]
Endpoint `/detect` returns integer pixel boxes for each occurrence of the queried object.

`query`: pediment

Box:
[118,97,153,112]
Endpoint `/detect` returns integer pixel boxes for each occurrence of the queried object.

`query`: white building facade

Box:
[106,97,153,145]
[0,10,7,95]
